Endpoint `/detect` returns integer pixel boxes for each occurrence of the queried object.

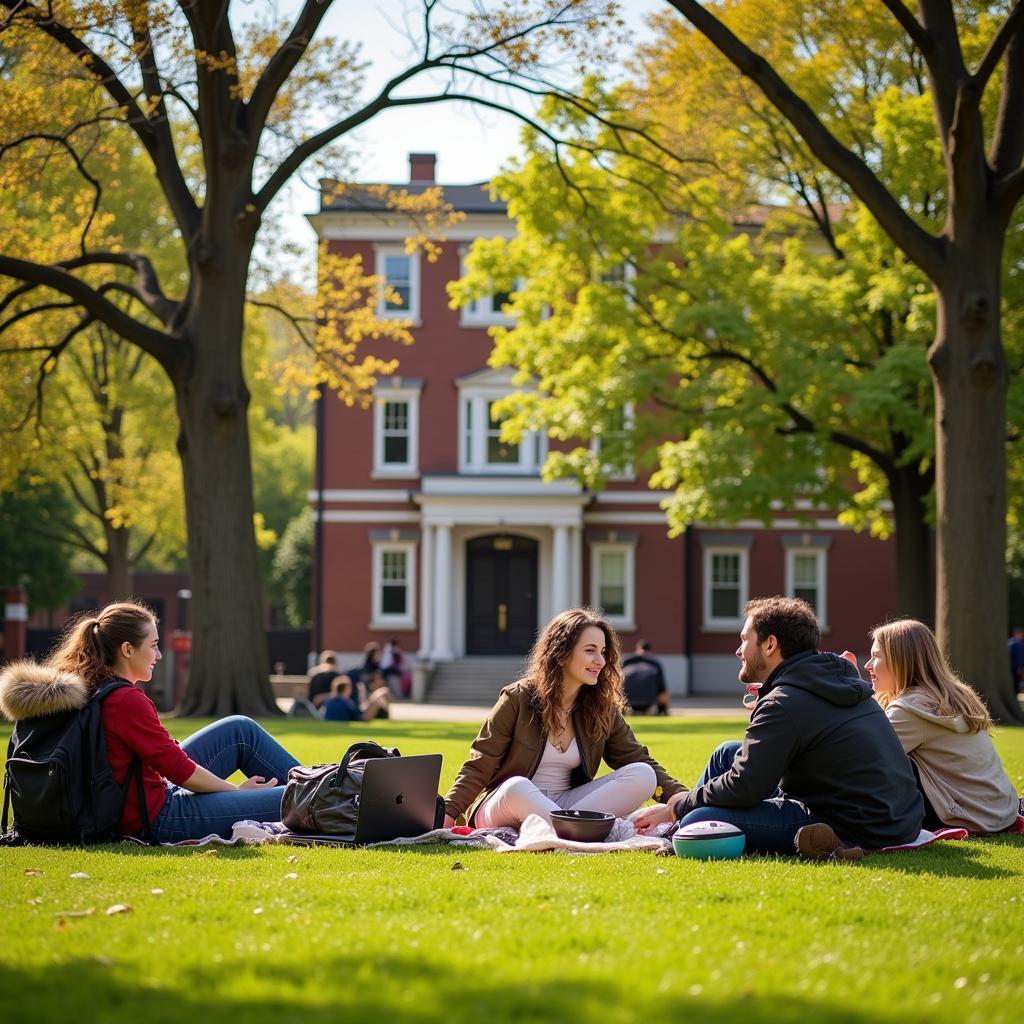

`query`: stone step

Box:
[426,657,525,705]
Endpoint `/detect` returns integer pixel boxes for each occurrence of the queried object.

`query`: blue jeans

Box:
[150,716,300,843]
[680,740,819,855]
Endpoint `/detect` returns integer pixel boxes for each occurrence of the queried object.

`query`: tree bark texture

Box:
[173,248,278,718]
[929,242,1016,719]
[888,465,935,626]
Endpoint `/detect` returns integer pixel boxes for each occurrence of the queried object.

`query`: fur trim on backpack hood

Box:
[0,661,88,722]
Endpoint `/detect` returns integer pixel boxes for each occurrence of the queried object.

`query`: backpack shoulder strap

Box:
[89,678,135,704]
[1,734,12,834]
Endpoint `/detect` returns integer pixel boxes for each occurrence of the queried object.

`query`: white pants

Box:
[474,762,657,829]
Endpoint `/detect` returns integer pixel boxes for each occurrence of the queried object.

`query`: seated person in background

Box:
[323,674,391,722]
[867,619,1020,833]
[362,671,391,719]
[622,640,669,715]
[307,650,340,710]
[636,596,923,859]
[380,638,410,698]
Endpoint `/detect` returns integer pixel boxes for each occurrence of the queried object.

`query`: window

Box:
[591,403,634,480]
[590,539,635,628]
[785,543,828,626]
[598,260,636,298]
[486,401,520,465]
[372,381,421,477]
[375,246,420,321]
[371,539,417,628]
[458,254,519,325]
[459,392,545,474]
[702,542,750,628]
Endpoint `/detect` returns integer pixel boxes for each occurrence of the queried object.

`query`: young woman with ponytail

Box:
[0,601,301,842]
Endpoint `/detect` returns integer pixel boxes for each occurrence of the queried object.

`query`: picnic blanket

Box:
[148,813,1001,854]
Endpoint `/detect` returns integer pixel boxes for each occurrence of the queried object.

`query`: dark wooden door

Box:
[465,535,538,654]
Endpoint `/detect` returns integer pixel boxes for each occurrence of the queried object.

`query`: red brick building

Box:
[309,153,898,700]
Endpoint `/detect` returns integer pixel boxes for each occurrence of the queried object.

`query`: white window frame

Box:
[590,542,635,630]
[590,402,635,481]
[458,388,546,475]
[598,259,637,289]
[786,547,828,628]
[457,252,520,326]
[703,545,749,630]
[372,384,421,479]
[374,245,420,323]
[371,541,417,629]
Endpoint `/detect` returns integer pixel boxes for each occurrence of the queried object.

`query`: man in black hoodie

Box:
[637,596,923,858]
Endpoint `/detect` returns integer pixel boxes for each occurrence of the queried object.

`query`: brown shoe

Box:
[795,823,864,862]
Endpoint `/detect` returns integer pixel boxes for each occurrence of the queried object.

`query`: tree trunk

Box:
[929,240,1021,721]
[174,250,278,718]
[888,464,935,625]
[104,524,133,604]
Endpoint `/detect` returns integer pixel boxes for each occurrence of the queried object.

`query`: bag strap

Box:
[337,740,400,780]
[2,734,13,834]
[125,757,152,843]
[92,679,151,842]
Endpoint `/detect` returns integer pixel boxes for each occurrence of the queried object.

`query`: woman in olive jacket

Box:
[443,608,686,828]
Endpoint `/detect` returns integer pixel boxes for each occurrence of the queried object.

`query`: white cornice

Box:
[418,475,584,497]
[308,211,516,243]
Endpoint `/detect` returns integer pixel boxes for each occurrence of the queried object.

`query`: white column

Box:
[432,522,454,659]
[569,525,582,607]
[418,525,434,659]
[552,524,570,615]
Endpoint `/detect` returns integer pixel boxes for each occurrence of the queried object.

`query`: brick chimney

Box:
[409,152,436,183]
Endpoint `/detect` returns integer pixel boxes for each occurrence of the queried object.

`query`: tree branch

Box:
[0,0,200,239]
[990,17,1024,181]
[665,0,946,281]
[0,257,182,371]
[246,0,335,143]
[974,1,1024,94]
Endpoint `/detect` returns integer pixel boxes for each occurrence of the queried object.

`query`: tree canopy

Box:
[0,0,624,714]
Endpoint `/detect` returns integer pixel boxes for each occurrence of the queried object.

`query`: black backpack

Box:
[2,678,148,845]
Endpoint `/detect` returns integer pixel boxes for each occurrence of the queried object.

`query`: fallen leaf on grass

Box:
[283,873,298,880]
[451,862,465,871]
[24,869,43,877]
[197,849,218,858]
[150,888,164,896]
[105,904,132,916]
[27,897,43,906]
[287,855,298,863]
[69,872,90,880]
[55,908,96,919]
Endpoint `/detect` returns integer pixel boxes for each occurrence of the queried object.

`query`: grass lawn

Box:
[2,714,1023,1024]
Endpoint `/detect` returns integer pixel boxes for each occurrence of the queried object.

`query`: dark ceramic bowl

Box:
[550,809,615,842]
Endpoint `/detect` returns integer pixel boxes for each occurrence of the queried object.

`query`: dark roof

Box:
[320,179,507,215]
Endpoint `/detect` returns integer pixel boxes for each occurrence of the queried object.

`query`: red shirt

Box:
[100,683,197,835]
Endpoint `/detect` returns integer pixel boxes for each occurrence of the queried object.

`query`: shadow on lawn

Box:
[0,954,924,1024]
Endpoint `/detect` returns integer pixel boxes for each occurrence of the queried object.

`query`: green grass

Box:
[2,716,1023,1024]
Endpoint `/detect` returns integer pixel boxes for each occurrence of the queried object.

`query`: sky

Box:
[267,1,666,277]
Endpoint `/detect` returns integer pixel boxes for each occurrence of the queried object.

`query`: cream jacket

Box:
[886,690,1018,833]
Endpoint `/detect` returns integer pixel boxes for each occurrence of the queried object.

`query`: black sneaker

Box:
[795,823,864,862]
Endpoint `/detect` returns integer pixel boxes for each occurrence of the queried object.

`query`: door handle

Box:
[497,602,508,631]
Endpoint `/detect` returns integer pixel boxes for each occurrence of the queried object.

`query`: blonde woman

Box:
[443,608,685,828]
[867,619,1020,833]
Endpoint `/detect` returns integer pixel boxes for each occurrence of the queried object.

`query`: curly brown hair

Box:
[524,607,626,742]
[47,600,157,690]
